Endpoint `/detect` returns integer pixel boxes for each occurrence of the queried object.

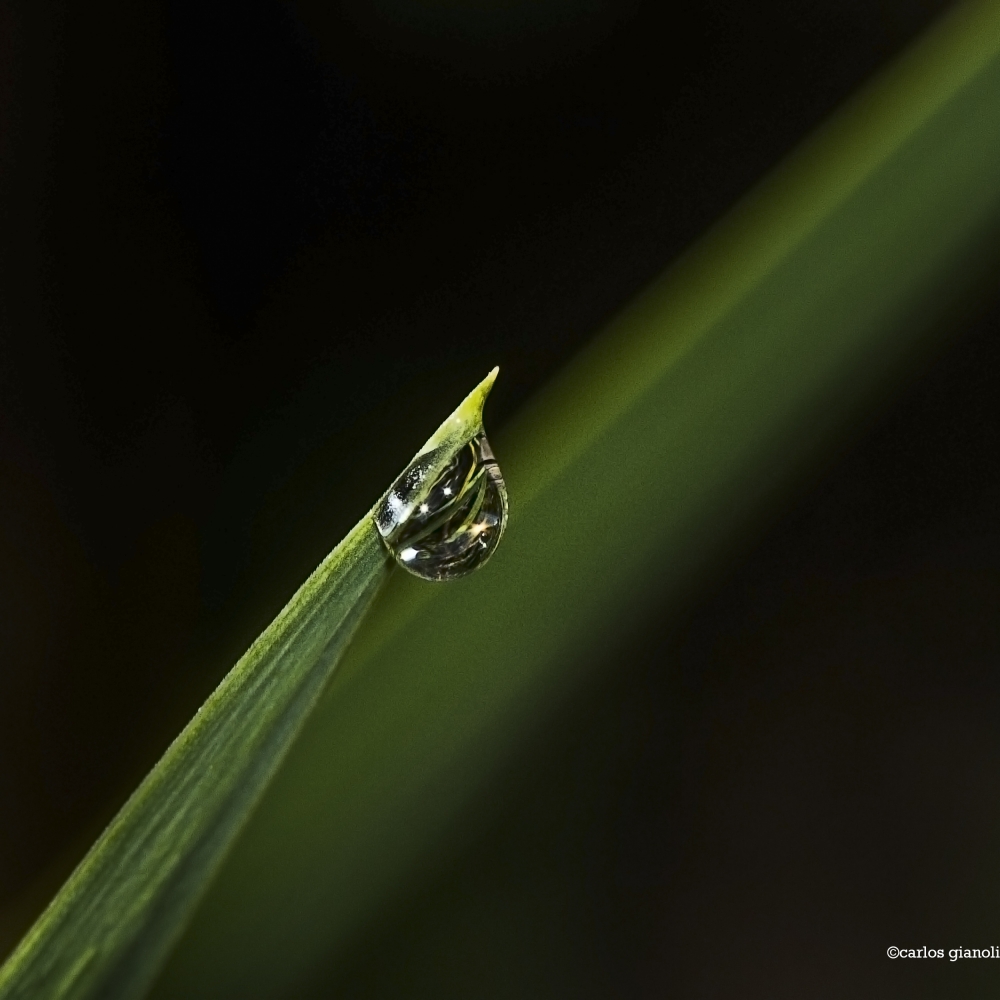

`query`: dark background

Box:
[3,0,999,993]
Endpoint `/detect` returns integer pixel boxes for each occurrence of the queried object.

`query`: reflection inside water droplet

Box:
[375,431,508,581]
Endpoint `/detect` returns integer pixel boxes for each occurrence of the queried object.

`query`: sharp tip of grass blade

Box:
[420,367,499,457]
[470,366,499,412]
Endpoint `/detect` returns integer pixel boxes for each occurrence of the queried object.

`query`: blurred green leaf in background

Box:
[2,0,1000,997]
[134,1,999,997]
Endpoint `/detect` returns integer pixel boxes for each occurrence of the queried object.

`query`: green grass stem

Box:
[0,376,498,1000]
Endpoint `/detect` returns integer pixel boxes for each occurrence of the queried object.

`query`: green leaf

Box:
[137,2,1000,998]
[0,374,501,1000]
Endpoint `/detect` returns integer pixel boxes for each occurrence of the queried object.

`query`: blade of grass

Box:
[146,2,1000,997]
[0,373,500,1000]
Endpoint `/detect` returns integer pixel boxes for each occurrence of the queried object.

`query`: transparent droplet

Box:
[375,430,508,581]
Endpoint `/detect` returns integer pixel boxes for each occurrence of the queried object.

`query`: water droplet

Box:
[375,430,508,581]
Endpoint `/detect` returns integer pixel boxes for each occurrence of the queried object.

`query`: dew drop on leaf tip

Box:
[374,374,508,582]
